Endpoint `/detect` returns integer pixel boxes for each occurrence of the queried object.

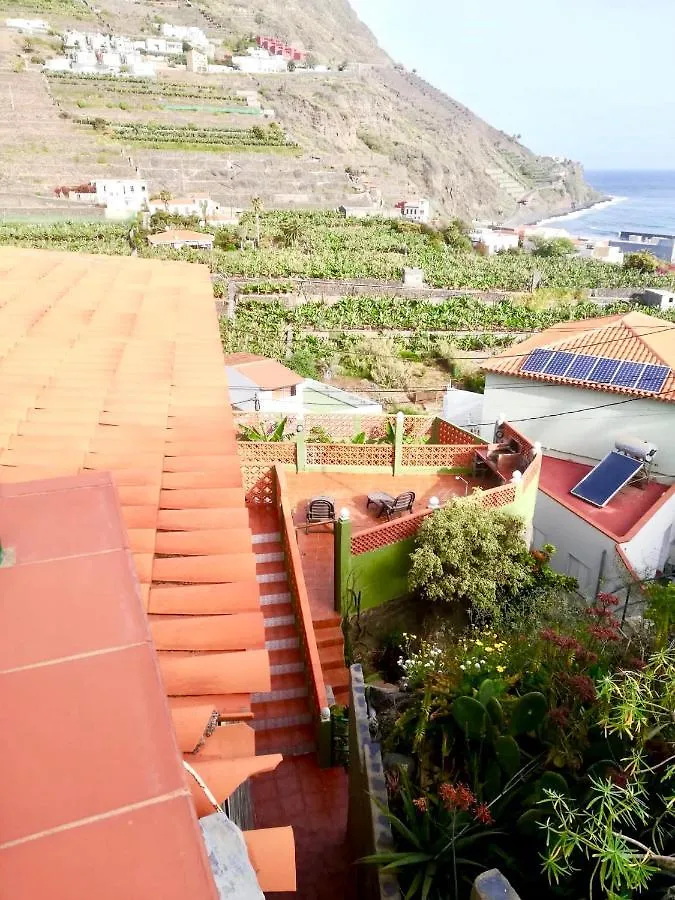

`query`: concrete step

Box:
[252,673,309,704]
[259,590,291,607]
[251,531,281,545]
[256,723,316,757]
[265,635,299,652]
[262,612,296,629]
[314,615,342,630]
[256,569,287,585]
[255,549,285,564]
[251,697,313,732]
[315,626,343,649]
[258,582,290,598]
[318,644,345,671]
[261,602,294,624]
[264,623,299,643]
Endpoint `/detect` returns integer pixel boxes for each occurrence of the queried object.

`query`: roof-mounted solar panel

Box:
[542,350,576,376]
[570,451,643,508]
[587,357,621,384]
[521,348,554,373]
[636,364,669,394]
[611,361,646,388]
[565,354,599,381]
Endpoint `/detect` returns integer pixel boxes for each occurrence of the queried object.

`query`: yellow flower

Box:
[485,646,494,653]
[474,640,483,647]
[496,666,505,673]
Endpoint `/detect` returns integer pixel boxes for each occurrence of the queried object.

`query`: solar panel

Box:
[570,451,643,507]
[521,348,554,374]
[636,364,669,394]
[543,350,576,377]
[611,361,645,388]
[565,354,599,381]
[587,357,621,384]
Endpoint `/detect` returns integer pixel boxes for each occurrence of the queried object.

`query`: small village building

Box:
[338,204,378,219]
[640,288,675,311]
[396,198,430,223]
[186,48,208,73]
[5,17,49,32]
[232,48,288,74]
[94,178,148,216]
[148,194,221,220]
[609,230,675,264]
[534,453,675,601]
[481,311,675,478]
[147,229,214,250]
[470,226,519,254]
[256,35,305,61]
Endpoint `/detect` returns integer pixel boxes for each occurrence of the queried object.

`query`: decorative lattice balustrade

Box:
[437,419,482,445]
[305,443,394,469]
[401,444,477,469]
[241,465,276,505]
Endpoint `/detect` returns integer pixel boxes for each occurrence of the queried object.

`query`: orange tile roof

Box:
[223,353,305,390]
[482,311,675,401]
[0,472,219,900]
[0,248,294,892]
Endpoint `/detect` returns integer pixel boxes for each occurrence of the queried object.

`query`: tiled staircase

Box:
[249,508,350,757]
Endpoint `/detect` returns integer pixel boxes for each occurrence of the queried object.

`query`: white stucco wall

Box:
[482,374,675,477]
[621,488,675,578]
[533,491,624,598]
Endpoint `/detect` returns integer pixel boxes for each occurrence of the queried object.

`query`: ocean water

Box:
[537,170,675,239]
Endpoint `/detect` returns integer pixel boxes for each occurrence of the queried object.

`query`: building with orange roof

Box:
[0,247,295,894]
[481,311,675,477]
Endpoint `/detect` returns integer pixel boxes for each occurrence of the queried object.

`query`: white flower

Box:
[459,664,465,671]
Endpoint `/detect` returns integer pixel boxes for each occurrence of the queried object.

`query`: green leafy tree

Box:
[644,581,675,649]
[442,218,472,252]
[250,196,263,248]
[278,219,304,248]
[531,236,576,258]
[287,346,319,378]
[409,501,531,616]
[624,251,660,273]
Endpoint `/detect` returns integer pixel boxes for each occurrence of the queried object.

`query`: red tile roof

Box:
[223,353,305,390]
[539,455,672,540]
[482,311,675,401]
[0,472,219,900]
[0,248,294,891]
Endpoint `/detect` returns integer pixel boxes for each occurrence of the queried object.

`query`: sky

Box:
[349,0,675,171]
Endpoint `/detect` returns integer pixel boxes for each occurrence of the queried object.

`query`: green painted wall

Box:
[350,538,416,610]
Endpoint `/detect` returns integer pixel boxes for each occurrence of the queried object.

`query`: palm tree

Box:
[158,189,172,212]
[250,196,263,248]
[279,219,303,248]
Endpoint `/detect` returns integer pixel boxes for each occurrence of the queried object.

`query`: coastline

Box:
[529,194,619,228]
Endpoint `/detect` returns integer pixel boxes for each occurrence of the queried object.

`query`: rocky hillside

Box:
[0,0,599,222]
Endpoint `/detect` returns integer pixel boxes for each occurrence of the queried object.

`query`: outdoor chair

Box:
[366,490,416,520]
[305,496,336,532]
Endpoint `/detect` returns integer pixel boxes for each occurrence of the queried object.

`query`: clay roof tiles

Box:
[0,248,294,894]
[223,352,305,390]
[482,311,675,401]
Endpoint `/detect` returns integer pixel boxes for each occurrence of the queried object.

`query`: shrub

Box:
[624,251,660,273]
[531,236,577,257]
[287,346,319,379]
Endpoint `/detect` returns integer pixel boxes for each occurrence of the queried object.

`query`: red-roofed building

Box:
[533,455,675,601]
[481,312,675,478]
[256,35,305,61]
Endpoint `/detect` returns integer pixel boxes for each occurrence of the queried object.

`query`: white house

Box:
[148,194,220,220]
[6,17,49,32]
[640,289,675,311]
[232,49,287,74]
[147,229,214,250]
[481,311,675,478]
[186,49,208,73]
[223,354,382,415]
[94,179,148,217]
[470,226,520,255]
[576,240,624,265]
[533,452,675,602]
[160,23,209,48]
[397,198,430,224]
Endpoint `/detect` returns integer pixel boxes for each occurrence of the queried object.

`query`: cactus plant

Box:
[510,692,547,735]
[451,696,488,738]
[494,735,521,778]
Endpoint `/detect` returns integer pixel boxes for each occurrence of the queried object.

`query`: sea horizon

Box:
[536,169,675,239]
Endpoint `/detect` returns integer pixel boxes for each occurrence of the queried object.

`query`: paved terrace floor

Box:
[286,470,498,623]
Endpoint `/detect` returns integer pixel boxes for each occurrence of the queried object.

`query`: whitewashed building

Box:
[148,194,220,220]
[481,311,675,479]
[397,198,430,223]
[231,48,287,74]
[470,226,520,254]
[186,49,208,73]
[6,17,49,32]
[533,453,675,601]
[94,179,148,217]
[160,23,209,48]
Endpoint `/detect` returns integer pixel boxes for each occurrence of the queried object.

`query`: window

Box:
[567,554,592,595]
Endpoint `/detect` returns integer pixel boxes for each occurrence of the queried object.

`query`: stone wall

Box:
[347,664,401,900]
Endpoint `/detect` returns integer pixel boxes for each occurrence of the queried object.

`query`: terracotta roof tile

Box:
[483,311,675,401]
[224,354,305,390]
[0,248,292,892]
[0,474,218,899]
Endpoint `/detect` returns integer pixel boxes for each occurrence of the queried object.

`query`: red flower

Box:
[627,657,646,670]
[474,802,494,825]
[439,783,476,812]
[608,768,629,788]
[562,673,597,704]
[588,625,620,642]
[413,797,428,812]
[549,706,570,727]
[576,649,598,666]
[597,592,620,608]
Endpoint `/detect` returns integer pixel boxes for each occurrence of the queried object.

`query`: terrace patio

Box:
[285,469,501,623]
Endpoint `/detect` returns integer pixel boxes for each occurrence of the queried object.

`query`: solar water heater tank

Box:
[614,436,658,463]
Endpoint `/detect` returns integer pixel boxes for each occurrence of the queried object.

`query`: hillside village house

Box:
[5,17,49,32]
[640,288,675,311]
[96,178,148,216]
[148,194,221,219]
[147,229,214,250]
[232,47,288,74]
[160,23,209,49]
[187,48,208,73]
[609,230,675,264]
[481,312,675,601]
[481,311,675,478]
[256,35,305,62]
[224,353,383,415]
[396,198,431,223]
[470,226,520,254]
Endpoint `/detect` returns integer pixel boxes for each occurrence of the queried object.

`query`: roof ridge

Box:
[621,314,671,368]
